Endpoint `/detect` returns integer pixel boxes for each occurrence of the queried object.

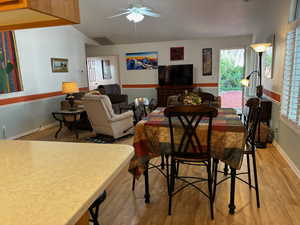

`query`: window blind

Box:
[281,27,300,126]
[281,31,296,117]
[296,0,300,20]
[289,27,300,123]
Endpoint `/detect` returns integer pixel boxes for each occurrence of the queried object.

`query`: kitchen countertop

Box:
[0,140,134,225]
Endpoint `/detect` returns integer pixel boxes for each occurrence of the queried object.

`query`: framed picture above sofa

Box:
[51,58,69,73]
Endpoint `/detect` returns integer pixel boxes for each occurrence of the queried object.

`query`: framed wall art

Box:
[126,52,158,70]
[170,47,184,61]
[202,48,212,76]
[263,34,275,79]
[0,31,23,94]
[101,59,112,80]
[51,58,69,73]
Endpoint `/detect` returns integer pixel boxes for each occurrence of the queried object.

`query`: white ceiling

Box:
[75,0,271,44]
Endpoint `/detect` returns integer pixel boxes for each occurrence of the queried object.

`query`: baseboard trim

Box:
[273,140,300,179]
[8,122,58,140]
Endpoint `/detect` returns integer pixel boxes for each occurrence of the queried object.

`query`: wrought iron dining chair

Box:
[213,105,262,209]
[223,97,260,176]
[198,92,215,105]
[164,105,218,219]
[88,191,107,225]
[148,98,158,112]
[244,98,260,129]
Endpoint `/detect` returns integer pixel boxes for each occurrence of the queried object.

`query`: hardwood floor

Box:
[19,127,300,225]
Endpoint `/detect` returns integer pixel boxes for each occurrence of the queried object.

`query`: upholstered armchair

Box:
[82,94,134,139]
[97,84,128,113]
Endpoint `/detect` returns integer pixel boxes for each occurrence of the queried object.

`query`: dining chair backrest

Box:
[198,92,215,105]
[164,105,218,159]
[245,98,260,130]
[246,106,262,146]
[148,98,157,112]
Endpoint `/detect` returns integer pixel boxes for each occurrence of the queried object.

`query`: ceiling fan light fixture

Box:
[126,12,144,23]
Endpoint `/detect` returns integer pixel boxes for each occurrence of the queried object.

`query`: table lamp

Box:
[240,43,271,98]
[62,82,79,111]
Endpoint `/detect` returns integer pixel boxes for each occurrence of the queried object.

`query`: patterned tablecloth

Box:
[129,107,246,178]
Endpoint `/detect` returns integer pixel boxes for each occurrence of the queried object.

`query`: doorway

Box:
[86,56,119,90]
[219,49,245,109]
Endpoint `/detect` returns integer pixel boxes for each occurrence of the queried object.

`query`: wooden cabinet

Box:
[0,0,80,31]
[157,86,194,106]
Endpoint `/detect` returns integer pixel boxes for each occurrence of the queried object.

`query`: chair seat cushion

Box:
[173,152,209,162]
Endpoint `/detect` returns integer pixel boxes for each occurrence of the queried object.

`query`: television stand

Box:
[157,85,194,106]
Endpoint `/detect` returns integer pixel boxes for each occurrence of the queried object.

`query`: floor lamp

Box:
[240,43,271,148]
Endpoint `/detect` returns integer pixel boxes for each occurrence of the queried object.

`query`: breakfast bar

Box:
[0,141,134,225]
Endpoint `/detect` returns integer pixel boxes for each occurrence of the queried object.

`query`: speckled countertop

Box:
[0,140,134,225]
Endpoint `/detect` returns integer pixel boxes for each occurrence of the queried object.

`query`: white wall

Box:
[87,35,252,101]
[250,0,300,171]
[0,26,96,139]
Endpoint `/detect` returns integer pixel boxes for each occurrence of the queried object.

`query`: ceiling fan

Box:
[109,3,160,23]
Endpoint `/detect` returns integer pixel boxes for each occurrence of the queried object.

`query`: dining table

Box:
[129,107,246,214]
[0,140,134,225]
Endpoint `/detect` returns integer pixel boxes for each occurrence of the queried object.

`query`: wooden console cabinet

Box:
[0,0,80,31]
[157,86,194,106]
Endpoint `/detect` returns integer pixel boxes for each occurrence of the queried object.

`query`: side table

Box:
[52,109,85,139]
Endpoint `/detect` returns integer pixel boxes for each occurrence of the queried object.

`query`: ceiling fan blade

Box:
[140,10,160,17]
[108,12,130,19]
[139,7,151,11]
[119,8,131,11]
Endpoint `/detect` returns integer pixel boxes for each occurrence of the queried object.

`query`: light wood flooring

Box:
[19,127,300,225]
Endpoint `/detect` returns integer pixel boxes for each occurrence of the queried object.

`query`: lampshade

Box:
[250,43,271,53]
[240,78,250,87]
[62,82,79,94]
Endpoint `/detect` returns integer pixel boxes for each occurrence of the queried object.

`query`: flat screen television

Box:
[158,64,193,86]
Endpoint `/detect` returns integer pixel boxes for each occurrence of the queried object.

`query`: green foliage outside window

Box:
[220,57,244,92]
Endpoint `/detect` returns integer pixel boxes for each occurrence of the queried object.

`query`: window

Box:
[290,0,300,22]
[281,28,300,126]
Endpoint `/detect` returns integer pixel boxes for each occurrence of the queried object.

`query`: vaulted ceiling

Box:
[75,0,275,44]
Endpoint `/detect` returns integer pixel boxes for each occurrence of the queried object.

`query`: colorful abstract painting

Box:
[126,52,158,70]
[0,31,22,94]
